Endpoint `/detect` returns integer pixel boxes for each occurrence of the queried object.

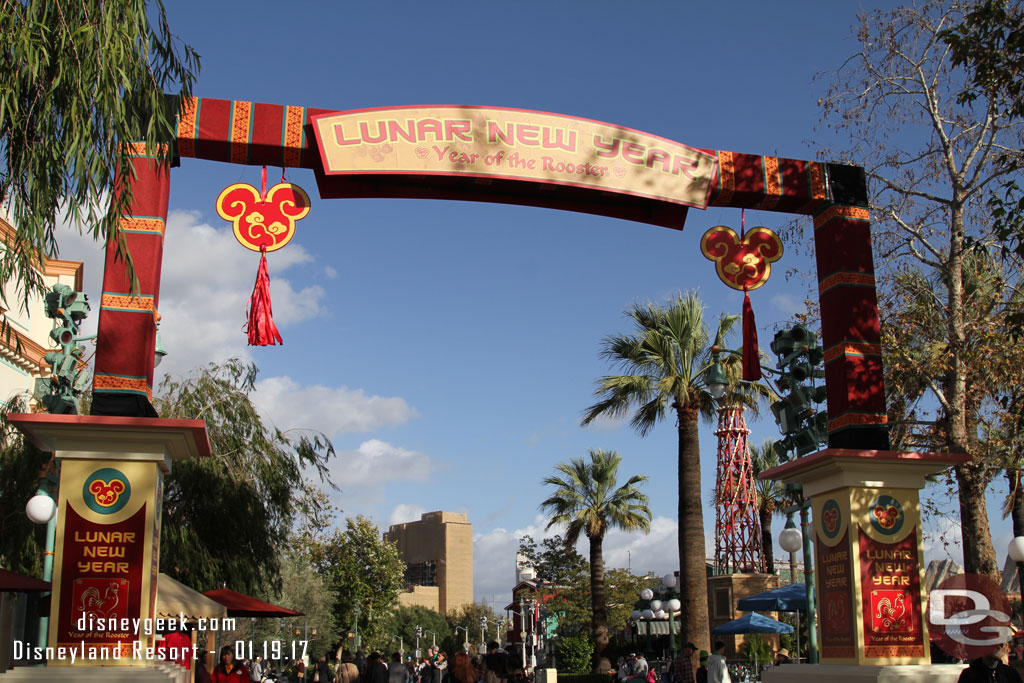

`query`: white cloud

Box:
[325,266,338,279]
[389,503,427,527]
[473,517,549,602]
[332,439,437,487]
[254,376,419,436]
[55,210,326,378]
[769,293,805,319]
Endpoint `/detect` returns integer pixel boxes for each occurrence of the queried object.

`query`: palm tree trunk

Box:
[759,506,775,575]
[677,407,709,651]
[1009,469,1024,539]
[589,533,609,673]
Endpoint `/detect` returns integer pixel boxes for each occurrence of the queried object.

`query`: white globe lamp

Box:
[640,588,654,601]
[26,494,56,524]
[649,599,662,612]
[662,573,677,589]
[779,527,803,554]
[1009,537,1024,564]
[667,598,681,612]
[641,609,655,620]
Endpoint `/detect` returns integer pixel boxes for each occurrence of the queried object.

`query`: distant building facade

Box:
[385,511,473,614]
[0,206,84,406]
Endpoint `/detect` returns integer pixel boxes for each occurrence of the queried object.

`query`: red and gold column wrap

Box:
[93,144,169,405]
[813,205,888,443]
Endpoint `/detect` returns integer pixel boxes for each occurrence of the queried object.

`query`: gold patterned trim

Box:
[283,105,305,167]
[121,142,169,158]
[716,150,735,205]
[819,271,876,294]
[94,374,152,400]
[117,216,165,235]
[828,412,889,431]
[177,96,198,158]
[100,294,156,312]
[760,156,781,210]
[824,341,883,363]
[814,205,871,229]
[231,100,252,164]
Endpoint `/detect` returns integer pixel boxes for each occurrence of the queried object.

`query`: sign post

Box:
[759,449,968,682]
[9,414,209,667]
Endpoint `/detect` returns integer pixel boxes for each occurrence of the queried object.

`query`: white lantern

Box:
[640,588,654,600]
[25,494,56,524]
[779,527,803,553]
[667,598,681,612]
[650,600,662,612]
[631,610,642,621]
[1008,537,1024,564]
[641,609,655,620]
[654,610,667,620]
[662,573,677,589]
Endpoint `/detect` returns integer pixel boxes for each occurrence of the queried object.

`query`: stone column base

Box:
[760,664,967,682]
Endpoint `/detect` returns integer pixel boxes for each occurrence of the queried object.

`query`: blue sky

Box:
[54,0,1013,604]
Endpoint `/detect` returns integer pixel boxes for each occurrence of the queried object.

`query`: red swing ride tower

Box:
[712,403,764,574]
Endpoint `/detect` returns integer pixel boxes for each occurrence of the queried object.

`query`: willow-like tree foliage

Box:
[0,0,199,311]
[153,359,334,594]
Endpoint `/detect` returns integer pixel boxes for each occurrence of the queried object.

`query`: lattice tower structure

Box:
[713,404,764,574]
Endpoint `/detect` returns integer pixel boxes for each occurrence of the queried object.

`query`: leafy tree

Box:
[817,0,1024,581]
[304,515,406,654]
[582,291,737,650]
[0,0,199,313]
[379,605,452,656]
[446,601,500,652]
[0,399,48,575]
[540,449,651,672]
[517,535,590,636]
[554,634,593,674]
[603,568,652,637]
[749,439,789,575]
[153,358,335,594]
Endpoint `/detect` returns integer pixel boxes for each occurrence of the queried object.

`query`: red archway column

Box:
[813,202,889,450]
[91,144,169,417]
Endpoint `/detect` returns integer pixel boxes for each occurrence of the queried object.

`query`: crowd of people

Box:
[202,641,533,683]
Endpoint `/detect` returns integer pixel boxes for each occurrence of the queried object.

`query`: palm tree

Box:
[581,290,741,651]
[749,439,789,575]
[539,449,651,673]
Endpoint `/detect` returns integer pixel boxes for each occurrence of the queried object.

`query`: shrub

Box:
[555,634,595,674]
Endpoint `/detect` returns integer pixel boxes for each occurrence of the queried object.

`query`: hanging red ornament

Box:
[700,214,783,382]
[216,178,311,346]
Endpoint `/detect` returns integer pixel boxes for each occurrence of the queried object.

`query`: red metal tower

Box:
[713,404,764,574]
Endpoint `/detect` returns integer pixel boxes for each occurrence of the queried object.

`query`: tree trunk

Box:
[677,407,710,651]
[589,533,609,673]
[759,505,775,575]
[1010,469,1024,539]
[955,461,998,580]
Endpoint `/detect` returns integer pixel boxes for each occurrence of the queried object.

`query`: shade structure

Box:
[157,573,228,622]
[735,583,809,612]
[203,587,304,618]
[712,612,793,635]
[0,567,50,592]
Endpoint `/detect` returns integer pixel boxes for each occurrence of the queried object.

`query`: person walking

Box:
[212,646,250,682]
[390,652,410,683]
[484,642,510,683]
[338,650,360,683]
[707,642,730,683]
[250,655,264,682]
[314,653,336,683]
[452,650,476,683]
[670,642,697,683]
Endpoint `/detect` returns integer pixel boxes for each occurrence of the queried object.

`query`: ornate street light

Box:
[1008,537,1024,609]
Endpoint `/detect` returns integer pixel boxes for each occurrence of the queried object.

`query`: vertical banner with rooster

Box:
[49,459,161,665]
[854,488,927,659]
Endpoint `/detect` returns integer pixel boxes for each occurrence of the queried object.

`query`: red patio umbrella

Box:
[202,587,304,618]
[0,567,51,592]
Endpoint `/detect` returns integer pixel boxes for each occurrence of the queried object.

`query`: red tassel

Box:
[742,290,761,381]
[245,250,283,346]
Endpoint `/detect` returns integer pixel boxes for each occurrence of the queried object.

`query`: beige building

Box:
[385,511,473,615]
[0,207,84,406]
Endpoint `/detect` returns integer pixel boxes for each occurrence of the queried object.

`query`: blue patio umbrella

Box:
[712,612,794,635]
[735,583,809,612]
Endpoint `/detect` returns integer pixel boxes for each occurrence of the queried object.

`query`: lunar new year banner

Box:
[49,460,162,664]
[856,491,926,659]
[312,106,719,208]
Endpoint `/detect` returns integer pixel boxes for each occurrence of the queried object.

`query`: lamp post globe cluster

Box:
[630,573,681,658]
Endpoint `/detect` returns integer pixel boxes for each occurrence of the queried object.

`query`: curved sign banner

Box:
[312,106,718,224]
